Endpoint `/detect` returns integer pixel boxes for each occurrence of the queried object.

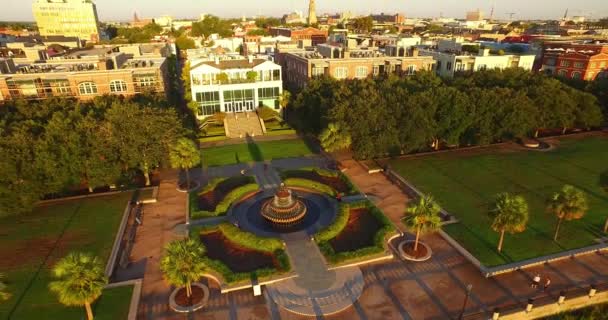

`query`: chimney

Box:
[214,56,220,65]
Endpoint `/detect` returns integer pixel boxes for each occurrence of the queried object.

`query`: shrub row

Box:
[216,223,284,252]
[283,178,336,196]
[315,204,350,242]
[280,168,359,195]
[190,183,259,219]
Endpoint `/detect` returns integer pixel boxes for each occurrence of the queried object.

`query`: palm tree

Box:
[49,252,108,320]
[319,123,352,152]
[488,193,529,252]
[547,185,588,241]
[160,238,206,298]
[402,195,442,252]
[169,138,201,190]
[0,273,10,301]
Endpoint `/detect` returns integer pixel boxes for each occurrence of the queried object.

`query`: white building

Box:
[190,57,283,119]
[421,48,536,78]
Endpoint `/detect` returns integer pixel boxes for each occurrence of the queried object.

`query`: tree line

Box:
[289,69,606,159]
[0,94,187,217]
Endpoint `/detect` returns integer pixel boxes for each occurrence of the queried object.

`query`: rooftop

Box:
[195,58,268,70]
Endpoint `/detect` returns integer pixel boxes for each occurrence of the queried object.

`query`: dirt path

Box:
[130,170,187,320]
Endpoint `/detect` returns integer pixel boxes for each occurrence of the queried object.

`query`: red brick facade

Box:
[539,43,608,80]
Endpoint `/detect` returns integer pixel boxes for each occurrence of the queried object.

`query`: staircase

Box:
[224,112,264,138]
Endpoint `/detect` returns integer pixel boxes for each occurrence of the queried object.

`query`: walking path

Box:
[122,170,187,320]
[266,231,364,316]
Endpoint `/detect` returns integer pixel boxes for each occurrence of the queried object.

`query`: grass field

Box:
[0,192,134,319]
[389,136,608,267]
[201,138,317,167]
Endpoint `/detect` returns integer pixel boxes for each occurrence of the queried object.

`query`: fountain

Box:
[261,184,307,225]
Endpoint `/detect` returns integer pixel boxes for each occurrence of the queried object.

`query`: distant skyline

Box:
[1,0,607,22]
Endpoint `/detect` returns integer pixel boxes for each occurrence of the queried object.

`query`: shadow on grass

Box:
[246,134,264,162]
[600,170,608,194]
[302,136,321,154]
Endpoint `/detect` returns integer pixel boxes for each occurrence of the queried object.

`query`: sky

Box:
[1,0,607,22]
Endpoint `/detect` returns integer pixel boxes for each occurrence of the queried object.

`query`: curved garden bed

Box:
[281,168,359,196]
[191,223,290,284]
[190,176,259,219]
[315,201,396,265]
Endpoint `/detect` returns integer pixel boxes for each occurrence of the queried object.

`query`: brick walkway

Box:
[128,170,187,320]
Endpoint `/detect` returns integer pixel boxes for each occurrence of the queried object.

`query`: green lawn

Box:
[389,136,608,267]
[0,192,134,319]
[201,138,317,167]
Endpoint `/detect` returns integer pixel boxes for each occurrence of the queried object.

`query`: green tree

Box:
[175,35,195,50]
[169,138,200,189]
[547,185,588,241]
[49,252,108,320]
[402,195,442,252]
[160,239,206,298]
[352,16,374,33]
[488,193,529,252]
[191,15,233,38]
[0,273,10,301]
[181,61,192,102]
[319,123,352,152]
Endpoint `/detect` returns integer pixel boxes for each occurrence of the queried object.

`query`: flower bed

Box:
[190,176,259,219]
[315,201,396,265]
[191,224,290,284]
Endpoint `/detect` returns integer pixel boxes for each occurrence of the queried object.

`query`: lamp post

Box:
[458,284,473,320]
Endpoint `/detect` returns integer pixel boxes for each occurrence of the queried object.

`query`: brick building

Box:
[0,45,170,102]
[538,42,608,80]
[269,27,328,46]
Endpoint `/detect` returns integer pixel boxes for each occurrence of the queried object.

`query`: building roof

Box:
[196,58,268,70]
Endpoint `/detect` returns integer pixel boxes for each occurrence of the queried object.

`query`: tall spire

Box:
[308,0,317,25]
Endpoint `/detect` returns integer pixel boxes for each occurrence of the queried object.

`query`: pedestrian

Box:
[543,277,551,291]
[240,169,246,175]
[531,274,541,288]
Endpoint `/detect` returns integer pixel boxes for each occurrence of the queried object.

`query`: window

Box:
[557,69,568,77]
[355,66,368,78]
[590,62,597,69]
[601,62,607,68]
[138,77,156,87]
[272,69,281,81]
[373,65,380,76]
[334,67,348,79]
[78,82,97,95]
[559,60,570,67]
[571,71,582,80]
[258,87,280,99]
[109,80,127,93]
[223,89,254,102]
[447,62,452,71]
[195,91,220,103]
[573,62,585,69]
[312,67,325,77]
[199,104,221,116]
[436,61,442,70]
[545,58,556,66]
[405,65,417,75]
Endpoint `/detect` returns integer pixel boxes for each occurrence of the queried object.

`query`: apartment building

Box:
[279,43,435,89]
[269,27,328,46]
[0,45,169,102]
[32,0,101,43]
[189,57,283,119]
[420,48,536,78]
[538,42,608,80]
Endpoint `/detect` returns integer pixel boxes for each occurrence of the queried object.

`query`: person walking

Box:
[543,277,551,291]
[531,274,541,288]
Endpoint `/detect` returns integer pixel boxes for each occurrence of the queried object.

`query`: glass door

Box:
[225,102,233,113]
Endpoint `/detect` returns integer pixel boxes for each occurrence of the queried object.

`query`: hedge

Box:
[280,168,359,195]
[315,203,350,242]
[190,183,259,219]
[316,201,397,265]
[283,178,337,196]
[217,223,284,252]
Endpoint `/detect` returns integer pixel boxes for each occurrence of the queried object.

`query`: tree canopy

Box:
[0,94,186,217]
[191,15,233,38]
[290,69,605,159]
[489,193,529,252]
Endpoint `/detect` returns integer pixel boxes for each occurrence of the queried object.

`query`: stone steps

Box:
[225,112,264,138]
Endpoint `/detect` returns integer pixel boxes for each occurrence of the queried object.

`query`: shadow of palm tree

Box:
[600,170,608,193]
[245,134,264,162]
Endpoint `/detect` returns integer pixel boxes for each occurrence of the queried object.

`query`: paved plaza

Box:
[127,160,608,320]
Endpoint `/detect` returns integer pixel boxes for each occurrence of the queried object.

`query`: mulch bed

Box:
[330,208,381,253]
[197,176,252,211]
[287,171,351,194]
[174,286,205,307]
[401,241,429,259]
[200,231,276,273]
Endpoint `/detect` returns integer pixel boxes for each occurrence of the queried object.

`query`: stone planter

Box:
[176,181,201,193]
[169,283,209,313]
[399,240,432,262]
